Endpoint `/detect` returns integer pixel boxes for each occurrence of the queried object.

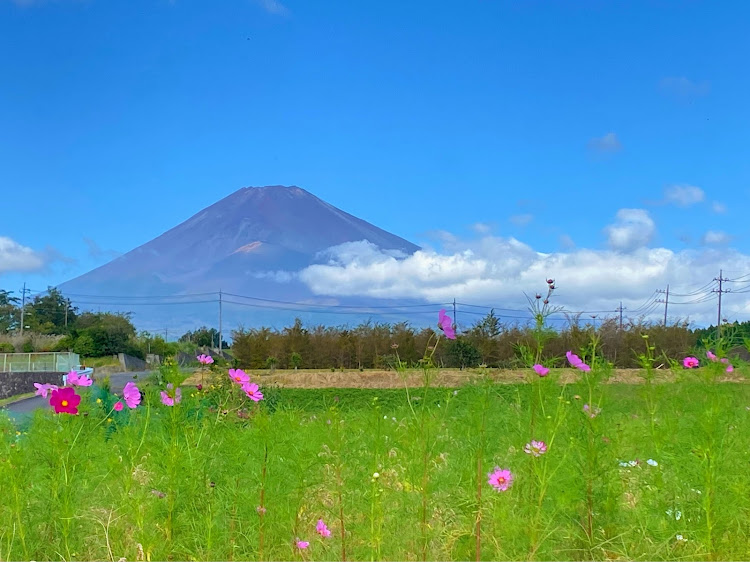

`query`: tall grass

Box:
[2,363,750,560]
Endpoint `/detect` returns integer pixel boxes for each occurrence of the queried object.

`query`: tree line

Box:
[2,287,743,368]
[229,313,741,370]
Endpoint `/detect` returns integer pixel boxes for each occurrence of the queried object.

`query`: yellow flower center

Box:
[61,400,68,407]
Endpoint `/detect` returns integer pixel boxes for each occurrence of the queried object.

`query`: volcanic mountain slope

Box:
[58,185,420,307]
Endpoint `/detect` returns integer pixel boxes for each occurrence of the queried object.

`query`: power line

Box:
[224,292,450,310]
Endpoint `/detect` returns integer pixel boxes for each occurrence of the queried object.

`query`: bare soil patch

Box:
[184,368,749,389]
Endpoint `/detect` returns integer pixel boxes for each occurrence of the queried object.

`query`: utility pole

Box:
[164,327,168,341]
[656,285,669,326]
[616,302,625,330]
[452,298,457,333]
[19,282,30,336]
[219,289,223,351]
[713,270,730,338]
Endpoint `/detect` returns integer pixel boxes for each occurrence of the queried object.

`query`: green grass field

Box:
[2,365,750,561]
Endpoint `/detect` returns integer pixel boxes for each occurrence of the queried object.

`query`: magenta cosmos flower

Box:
[707,350,717,361]
[123,381,141,408]
[33,382,58,398]
[49,386,81,415]
[683,357,699,369]
[487,467,514,492]
[316,519,331,537]
[242,382,264,402]
[228,368,250,385]
[566,351,591,372]
[296,539,309,550]
[66,370,93,387]
[160,383,182,407]
[532,364,549,377]
[113,401,124,412]
[524,440,547,457]
[438,309,456,340]
[197,354,214,365]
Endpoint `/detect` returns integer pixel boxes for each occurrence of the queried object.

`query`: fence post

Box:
[28,353,31,371]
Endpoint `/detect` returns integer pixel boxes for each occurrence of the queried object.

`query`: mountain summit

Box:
[59,185,420,305]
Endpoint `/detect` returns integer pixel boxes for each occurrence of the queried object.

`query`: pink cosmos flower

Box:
[123,382,141,409]
[113,401,124,412]
[33,382,58,398]
[720,358,734,372]
[487,467,514,492]
[197,354,214,365]
[228,368,250,385]
[524,440,547,457]
[160,383,182,407]
[532,364,549,377]
[683,357,699,369]
[566,351,591,372]
[242,382,264,402]
[707,350,717,361]
[296,539,309,550]
[66,370,93,387]
[438,309,456,340]
[316,519,331,537]
[49,386,81,415]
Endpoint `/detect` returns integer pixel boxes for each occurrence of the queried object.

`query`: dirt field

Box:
[183,368,749,389]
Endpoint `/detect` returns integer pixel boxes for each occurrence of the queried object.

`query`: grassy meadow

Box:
[2,352,750,561]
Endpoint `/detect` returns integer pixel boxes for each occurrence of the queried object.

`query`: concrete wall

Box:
[117,353,148,372]
[0,371,64,401]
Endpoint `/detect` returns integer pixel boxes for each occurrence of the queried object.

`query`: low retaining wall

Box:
[118,353,148,371]
[0,371,64,401]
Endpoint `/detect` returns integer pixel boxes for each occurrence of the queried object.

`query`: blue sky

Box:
[2,0,750,325]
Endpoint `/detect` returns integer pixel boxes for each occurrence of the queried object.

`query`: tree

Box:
[179,326,227,349]
[71,312,139,357]
[447,338,482,369]
[466,309,502,366]
[27,288,77,334]
[290,351,302,370]
[0,290,20,334]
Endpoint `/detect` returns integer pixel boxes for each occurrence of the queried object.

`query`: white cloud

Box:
[712,201,727,214]
[663,184,705,207]
[510,214,533,226]
[0,236,46,274]
[295,237,747,325]
[255,0,289,15]
[588,132,622,153]
[659,77,710,98]
[702,230,732,245]
[471,222,493,234]
[603,209,655,252]
[252,270,294,283]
